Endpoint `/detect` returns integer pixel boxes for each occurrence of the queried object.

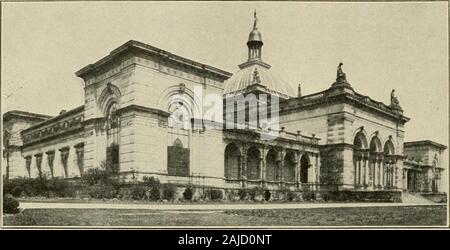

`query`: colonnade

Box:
[225,142,319,188]
[353,151,397,189]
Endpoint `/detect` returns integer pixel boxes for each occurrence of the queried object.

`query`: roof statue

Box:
[336,62,347,82]
[252,67,261,84]
[391,89,400,107]
[298,83,302,97]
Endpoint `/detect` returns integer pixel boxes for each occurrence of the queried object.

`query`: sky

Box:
[1,1,448,146]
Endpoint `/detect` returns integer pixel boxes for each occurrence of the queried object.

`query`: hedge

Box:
[3,194,20,214]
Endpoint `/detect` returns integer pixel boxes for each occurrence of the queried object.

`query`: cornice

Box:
[75,40,232,81]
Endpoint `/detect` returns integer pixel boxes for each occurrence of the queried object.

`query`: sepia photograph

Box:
[1,1,448,230]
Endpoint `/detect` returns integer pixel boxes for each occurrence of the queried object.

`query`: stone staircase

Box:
[401,192,435,204]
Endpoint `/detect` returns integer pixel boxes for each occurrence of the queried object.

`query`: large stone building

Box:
[2,14,447,195]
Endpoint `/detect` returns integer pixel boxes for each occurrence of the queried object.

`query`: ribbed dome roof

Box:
[223,63,295,99]
[248,29,262,42]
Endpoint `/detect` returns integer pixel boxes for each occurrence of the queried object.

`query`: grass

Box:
[3,205,446,227]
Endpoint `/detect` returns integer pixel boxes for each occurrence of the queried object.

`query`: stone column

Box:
[353,157,357,187]
[358,156,362,186]
[403,168,407,191]
[369,157,374,189]
[393,159,398,189]
[363,153,369,188]
[240,153,247,188]
[278,159,284,187]
[313,153,319,184]
[315,152,320,184]
[378,159,383,188]
[295,151,301,189]
[258,157,263,181]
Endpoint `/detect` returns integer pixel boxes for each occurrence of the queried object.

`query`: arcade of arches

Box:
[353,130,398,190]
[224,141,315,188]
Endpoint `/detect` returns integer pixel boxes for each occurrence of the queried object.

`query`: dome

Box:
[248,29,263,43]
[223,63,295,99]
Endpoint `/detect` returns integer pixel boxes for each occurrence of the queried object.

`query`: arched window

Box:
[383,139,395,188]
[369,136,382,187]
[283,151,296,182]
[246,146,260,180]
[168,102,191,129]
[353,131,368,186]
[266,149,278,181]
[106,102,120,172]
[224,143,241,179]
[300,154,309,183]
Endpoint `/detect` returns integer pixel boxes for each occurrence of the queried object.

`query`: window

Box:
[167,139,190,176]
[59,147,69,178]
[25,156,32,178]
[46,151,55,178]
[106,102,120,172]
[75,143,84,176]
[35,153,43,178]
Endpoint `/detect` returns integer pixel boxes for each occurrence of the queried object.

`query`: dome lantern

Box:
[247,10,263,61]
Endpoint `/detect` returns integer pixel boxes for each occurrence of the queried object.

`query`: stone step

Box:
[401,192,434,204]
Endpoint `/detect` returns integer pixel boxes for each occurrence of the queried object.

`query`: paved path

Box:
[19,201,445,211]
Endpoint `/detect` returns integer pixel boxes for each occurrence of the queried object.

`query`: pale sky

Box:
[1,1,448,146]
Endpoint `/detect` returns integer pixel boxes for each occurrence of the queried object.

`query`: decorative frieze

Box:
[22,108,84,146]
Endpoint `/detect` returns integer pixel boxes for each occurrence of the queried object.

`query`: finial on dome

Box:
[253,10,258,30]
[246,10,263,61]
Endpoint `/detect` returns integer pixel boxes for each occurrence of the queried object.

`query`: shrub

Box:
[226,189,240,201]
[337,191,351,202]
[82,161,118,186]
[263,190,271,201]
[143,176,161,201]
[143,176,160,188]
[82,167,108,186]
[162,183,176,201]
[238,189,247,200]
[208,189,223,201]
[3,194,20,214]
[183,186,194,201]
[248,186,264,201]
[302,190,315,201]
[3,177,28,197]
[3,177,77,198]
[147,186,161,201]
[85,184,118,199]
[284,189,296,202]
[46,178,77,197]
[130,185,147,200]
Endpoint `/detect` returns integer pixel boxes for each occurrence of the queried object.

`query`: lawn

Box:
[3,205,446,227]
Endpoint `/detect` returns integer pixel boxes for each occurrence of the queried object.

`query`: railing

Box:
[282,131,320,145]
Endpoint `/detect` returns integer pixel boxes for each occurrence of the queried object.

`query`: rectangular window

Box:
[35,153,43,178]
[25,156,32,178]
[46,151,55,178]
[167,146,190,176]
[75,143,84,176]
[59,147,70,178]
